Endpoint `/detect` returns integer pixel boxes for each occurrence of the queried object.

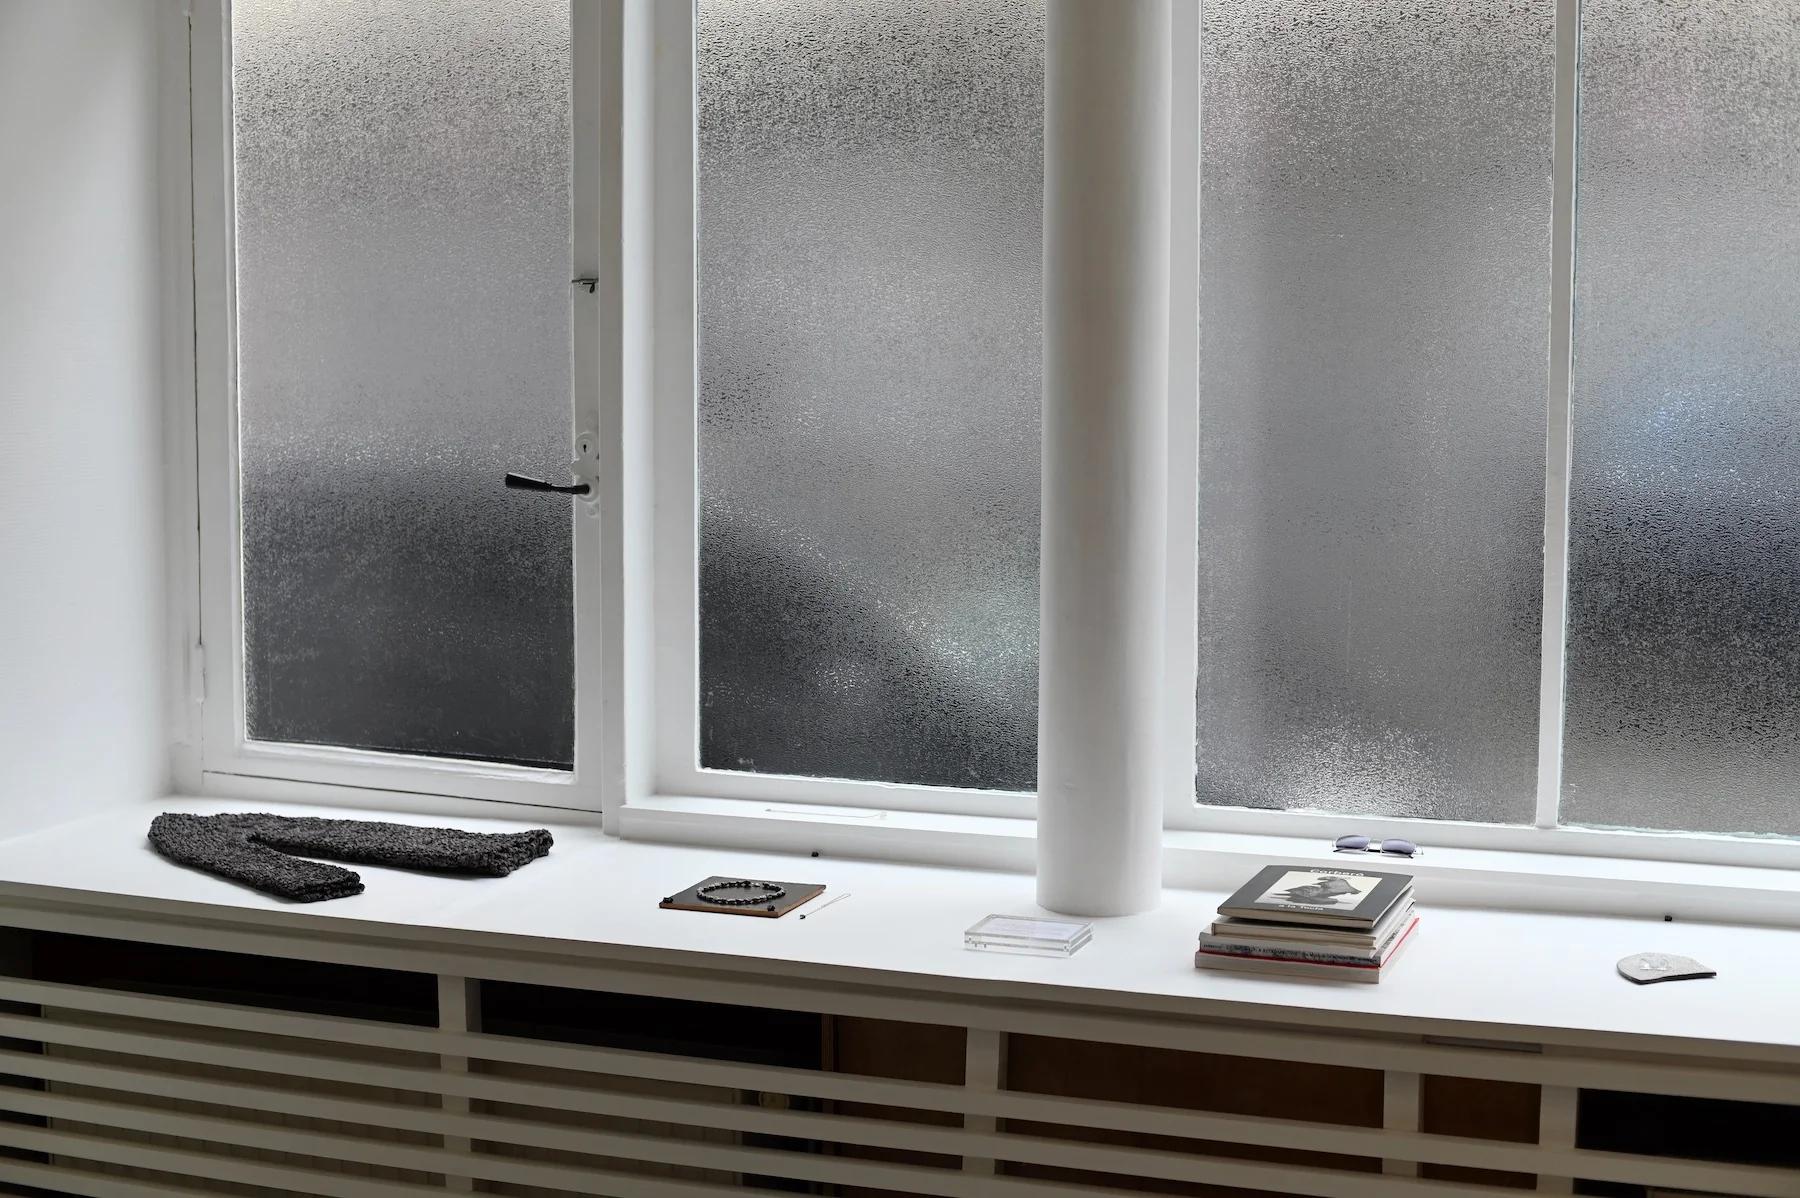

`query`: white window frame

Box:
[176,0,1800,880]
[605,0,1800,876]
[184,0,614,811]
[1174,0,1800,873]
[629,0,1036,823]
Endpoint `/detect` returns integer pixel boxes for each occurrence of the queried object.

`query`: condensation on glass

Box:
[696,0,1042,789]
[1563,2,1800,835]
[1194,1,1554,821]
[232,1,574,767]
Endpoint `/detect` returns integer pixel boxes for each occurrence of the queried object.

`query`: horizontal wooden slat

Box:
[2,1020,1797,1196]
[0,973,439,1055]
[0,1159,277,1198]
[0,1084,1591,1198]
[3,969,1796,1108]
[4,1045,1349,1197]
[0,1125,439,1198]
[997,1006,1800,1108]
[0,1123,795,1198]
[0,1009,442,1094]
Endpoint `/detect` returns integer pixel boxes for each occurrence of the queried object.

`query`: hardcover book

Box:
[1211,897,1416,949]
[1217,865,1412,929]
[1198,909,1418,965]
[1194,917,1418,984]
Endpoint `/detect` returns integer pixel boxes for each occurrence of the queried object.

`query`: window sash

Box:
[644,0,1037,821]
[187,0,610,810]
[1171,0,1582,841]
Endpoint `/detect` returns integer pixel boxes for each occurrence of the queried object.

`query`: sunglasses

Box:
[1333,834,1421,858]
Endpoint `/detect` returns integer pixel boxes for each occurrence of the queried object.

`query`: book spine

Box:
[1196,940,1381,965]
[1212,901,1415,948]
[1198,917,1419,968]
[1215,907,1374,928]
[1193,952,1384,984]
[1209,928,1378,948]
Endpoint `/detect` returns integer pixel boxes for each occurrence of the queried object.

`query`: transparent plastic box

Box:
[964,914,1093,958]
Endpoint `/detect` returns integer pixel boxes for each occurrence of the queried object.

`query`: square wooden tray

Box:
[658,875,826,918]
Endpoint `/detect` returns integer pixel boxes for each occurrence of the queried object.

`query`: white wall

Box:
[0,1,169,832]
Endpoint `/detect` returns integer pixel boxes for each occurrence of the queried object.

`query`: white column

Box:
[1037,0,1172,917]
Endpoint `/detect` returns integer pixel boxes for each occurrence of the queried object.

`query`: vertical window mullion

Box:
[572,0,617,813]
[1164,0,1203,830]
[192,0,240,782]
[1534,0,1582,831]
[647,0,698,801]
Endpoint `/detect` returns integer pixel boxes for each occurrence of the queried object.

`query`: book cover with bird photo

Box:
[1217,865,1412,928]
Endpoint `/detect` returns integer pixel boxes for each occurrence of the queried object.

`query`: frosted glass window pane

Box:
[1562,3,1800,835]
[233,1,573,767]
[1194,1,1554,821]
[697,0,1042,788]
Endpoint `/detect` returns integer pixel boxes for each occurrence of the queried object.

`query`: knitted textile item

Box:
[148,812,554,903]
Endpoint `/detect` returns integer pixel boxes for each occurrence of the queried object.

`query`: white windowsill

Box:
[622,793,1800,929]
[2,794,1796,1067]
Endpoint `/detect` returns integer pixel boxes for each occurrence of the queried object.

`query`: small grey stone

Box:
[1617,952,1716,984]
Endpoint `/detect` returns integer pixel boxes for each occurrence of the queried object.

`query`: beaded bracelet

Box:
[695,879,788,906]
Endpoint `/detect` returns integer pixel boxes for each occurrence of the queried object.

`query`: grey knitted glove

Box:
[148,812,554,902]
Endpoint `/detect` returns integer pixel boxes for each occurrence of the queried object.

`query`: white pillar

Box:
[1037,0,1171,917]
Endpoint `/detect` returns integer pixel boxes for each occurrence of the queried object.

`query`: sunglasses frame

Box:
[1332,834,1421,858]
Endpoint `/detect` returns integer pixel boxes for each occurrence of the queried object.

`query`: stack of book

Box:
[1195,864,1417,983]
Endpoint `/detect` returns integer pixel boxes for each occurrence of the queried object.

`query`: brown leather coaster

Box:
[658,875,826,918]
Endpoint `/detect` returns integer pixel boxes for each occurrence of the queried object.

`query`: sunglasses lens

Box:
[1381,839,1417,857]
[1334,835,1371,851]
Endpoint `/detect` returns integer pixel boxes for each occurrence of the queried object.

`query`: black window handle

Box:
[505,471,591,497]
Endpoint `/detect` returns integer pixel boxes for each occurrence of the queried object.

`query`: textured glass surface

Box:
[233,1,574,767]
[1194,1,1554,820]
[697,0,1042,788]
[1563,2,1800,835]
